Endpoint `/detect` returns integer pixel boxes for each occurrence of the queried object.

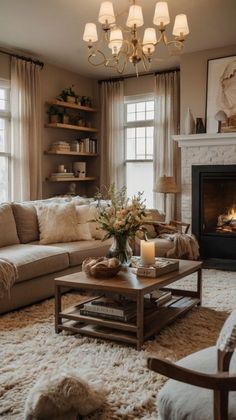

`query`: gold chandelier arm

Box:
[88,49,107,67]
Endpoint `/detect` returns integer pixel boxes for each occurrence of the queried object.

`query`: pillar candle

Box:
[140,240,155,266]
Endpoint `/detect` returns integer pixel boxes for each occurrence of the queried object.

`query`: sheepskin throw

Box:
[0,258,18,299]
[24,370,106,420]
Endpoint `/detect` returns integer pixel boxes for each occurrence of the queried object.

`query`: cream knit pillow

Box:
[37,203,83,244]
[76,205,93,241]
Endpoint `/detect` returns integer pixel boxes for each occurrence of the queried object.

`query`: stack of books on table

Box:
[149,289,172,307]
[49,172,74,181]
[80,296,136,322]
[131,257,179,278]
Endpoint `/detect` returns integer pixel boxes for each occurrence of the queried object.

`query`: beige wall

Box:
[180,44,236,133]
[0,52,99,198]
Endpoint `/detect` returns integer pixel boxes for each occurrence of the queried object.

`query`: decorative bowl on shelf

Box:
[82,257,121,279]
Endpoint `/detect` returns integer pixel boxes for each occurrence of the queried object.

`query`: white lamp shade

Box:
[126,4,144,28]
[83,23,98,42]
[173,14,189,36]
[153,2,170,26]
[143,28,157,45]
[108,27,123,54]
[98,1,115,25]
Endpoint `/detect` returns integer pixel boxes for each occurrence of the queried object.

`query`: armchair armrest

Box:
[147,357,236,391]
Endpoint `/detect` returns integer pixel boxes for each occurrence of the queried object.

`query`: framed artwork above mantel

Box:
[206,55,236,134]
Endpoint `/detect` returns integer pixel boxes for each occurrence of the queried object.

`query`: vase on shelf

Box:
[107,235,133,266]
[184,107,195,135]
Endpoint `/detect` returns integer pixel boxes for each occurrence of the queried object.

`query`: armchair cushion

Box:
[158,346,236,420]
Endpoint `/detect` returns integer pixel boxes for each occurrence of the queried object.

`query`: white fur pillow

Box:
[37,203,84,244]
[25,370,106,420]
[76,204,93,241]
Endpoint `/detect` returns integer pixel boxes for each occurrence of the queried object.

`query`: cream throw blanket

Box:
[0,258,18,299]
[159,233,199,260]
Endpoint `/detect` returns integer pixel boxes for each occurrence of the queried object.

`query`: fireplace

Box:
[192,165,236,269]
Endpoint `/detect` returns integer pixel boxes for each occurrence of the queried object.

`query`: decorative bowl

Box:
[82,257,121,278]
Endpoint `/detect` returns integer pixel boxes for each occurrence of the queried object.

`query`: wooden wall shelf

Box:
[45,123,98,132]
[44,150,98,157]
[47,177,97,182]
[47,100,97,113]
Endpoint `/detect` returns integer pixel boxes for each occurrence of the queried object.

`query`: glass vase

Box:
[108,235,133,266]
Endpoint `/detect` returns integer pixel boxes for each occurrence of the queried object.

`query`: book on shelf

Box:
[131,256,179,278]
[82,296,136,317]
[150,290,172,306]
[80,308,136,322]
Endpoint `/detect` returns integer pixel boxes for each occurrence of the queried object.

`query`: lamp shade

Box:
[143,28,157,45]
[126,4,144,28]
[172,14,189,37]
[153,2,170,26]
[154,175,178,193]
[98,1,115,25]
[109,27,123,54]
[83,23,98,42]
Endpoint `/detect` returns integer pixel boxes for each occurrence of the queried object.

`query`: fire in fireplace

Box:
[192,164,236,269]
[217,204,236,233]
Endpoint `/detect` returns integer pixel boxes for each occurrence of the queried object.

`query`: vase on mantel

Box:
[107,235,133,267]
[184,107,195,135]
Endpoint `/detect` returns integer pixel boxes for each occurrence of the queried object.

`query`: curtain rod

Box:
[0,49,44,68]
[98,67,180,84]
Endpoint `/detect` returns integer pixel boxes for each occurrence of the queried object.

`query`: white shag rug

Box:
[0,269,235,419]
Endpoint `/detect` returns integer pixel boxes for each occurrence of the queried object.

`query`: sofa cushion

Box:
[0,203,20,247]
[11,202,39,243]
[0,244,69,283]
[36,202,83,244]
[76,205,93,240]
[158,346,236,420]
[51,239,112,266]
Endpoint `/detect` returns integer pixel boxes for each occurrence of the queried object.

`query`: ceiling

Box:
[0,0,235,79]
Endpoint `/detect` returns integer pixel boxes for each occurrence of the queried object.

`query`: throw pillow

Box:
[76,205,93,241]
[0,203,20,247]
[37,203,84,244]
[11,202,39,243]
[88,205,105,240]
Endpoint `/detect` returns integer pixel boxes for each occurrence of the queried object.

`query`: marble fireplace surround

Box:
[173,133,236,228]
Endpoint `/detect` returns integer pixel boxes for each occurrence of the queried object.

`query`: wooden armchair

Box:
[148,310,236,420]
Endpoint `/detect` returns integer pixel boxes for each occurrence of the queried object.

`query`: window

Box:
[125,95,154,208]
[0,80,11,202]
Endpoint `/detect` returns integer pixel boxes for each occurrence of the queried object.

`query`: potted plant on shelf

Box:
[47,105,61,124]
[56,85,78,104]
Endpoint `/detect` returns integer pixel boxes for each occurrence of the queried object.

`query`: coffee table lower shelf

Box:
[57,295,200,347]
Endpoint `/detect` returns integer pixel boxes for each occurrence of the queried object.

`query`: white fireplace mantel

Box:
[173,132,236,147]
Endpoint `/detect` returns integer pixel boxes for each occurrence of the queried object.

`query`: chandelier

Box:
[83,1,189,75]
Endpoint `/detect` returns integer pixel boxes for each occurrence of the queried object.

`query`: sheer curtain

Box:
[11,57,42,201]
[100,80,124,190]
[153,70,180,220]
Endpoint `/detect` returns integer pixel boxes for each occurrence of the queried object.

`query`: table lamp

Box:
[154,175,178,215]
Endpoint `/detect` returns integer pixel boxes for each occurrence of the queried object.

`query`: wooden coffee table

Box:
[55,260,202,350]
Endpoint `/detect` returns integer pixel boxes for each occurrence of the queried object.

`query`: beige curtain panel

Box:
[153,70,180,220]
[11,57,42,201]
[100,80,125,190]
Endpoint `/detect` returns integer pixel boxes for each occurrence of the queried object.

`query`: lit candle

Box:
[140,240,155,266]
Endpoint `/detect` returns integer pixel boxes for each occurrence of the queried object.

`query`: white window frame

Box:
[124,93,154,164]
[0,79,11,201]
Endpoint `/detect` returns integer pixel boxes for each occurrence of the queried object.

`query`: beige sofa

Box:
[0,199,111,314]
